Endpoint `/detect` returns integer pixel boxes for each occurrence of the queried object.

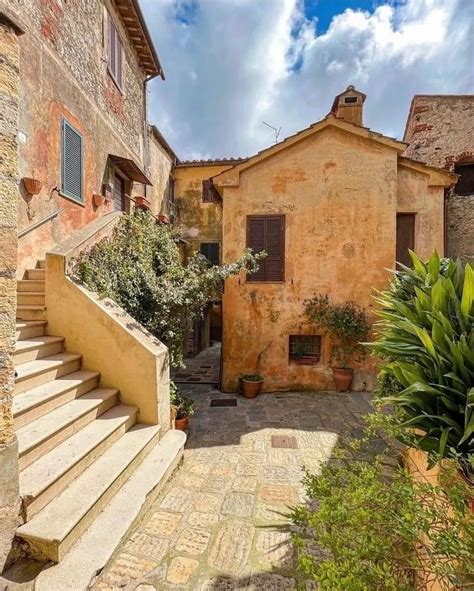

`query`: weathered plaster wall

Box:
[396,165,445,257]
[0,17,21,571]
[221,127,445,393]
[173,164,230,258]
[8,0,148,274]
[148,130,174,216]
[221,128,398,392]
[404,95,474,262]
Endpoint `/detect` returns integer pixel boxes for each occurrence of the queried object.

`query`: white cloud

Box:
[141,0,474,159]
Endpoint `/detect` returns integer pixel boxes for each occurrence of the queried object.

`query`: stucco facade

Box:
[173,160,245,261]
[214,101,455,393]
[8,0,164,275]
[148,125,176,217]
[404,95,474,262]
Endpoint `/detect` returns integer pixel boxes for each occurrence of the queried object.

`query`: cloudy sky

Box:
[141,0,473,160]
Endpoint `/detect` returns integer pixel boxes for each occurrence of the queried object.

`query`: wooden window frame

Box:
[107,12,124,92]
[289,335,322,365]
[60,117,84,205]
[246,214,285,283]
[199,242,220,266]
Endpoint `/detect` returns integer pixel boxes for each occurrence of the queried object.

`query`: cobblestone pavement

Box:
[91,385,372,591]
[172,345,221,385]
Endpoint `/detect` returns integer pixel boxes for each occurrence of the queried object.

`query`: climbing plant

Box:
[77,210,263,368]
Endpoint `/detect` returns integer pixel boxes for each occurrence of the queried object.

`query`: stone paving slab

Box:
[90,385,372,590]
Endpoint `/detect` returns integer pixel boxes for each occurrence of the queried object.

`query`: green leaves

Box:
[371,251,474,466]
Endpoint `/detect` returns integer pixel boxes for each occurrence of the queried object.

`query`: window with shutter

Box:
[107,13,123,91]
[396,213,415,268]
[246,215,285,282]
[202,180,215,203]
[200,242,220,266]
[61,118,83,203]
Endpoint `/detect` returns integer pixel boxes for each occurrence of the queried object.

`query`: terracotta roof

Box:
[149,126,178,161]
[174,157,248,168]
[114,0,164,79]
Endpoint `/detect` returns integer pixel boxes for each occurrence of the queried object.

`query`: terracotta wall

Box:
[10,0,148,274]
[220,127,445,392]
[173,164,230,259]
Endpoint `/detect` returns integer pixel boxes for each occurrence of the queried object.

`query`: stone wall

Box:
[404,95,474,262]
[0,14,21,572]
[7,0,150,273]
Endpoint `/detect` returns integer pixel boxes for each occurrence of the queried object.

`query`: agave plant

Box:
[371,251,474,475]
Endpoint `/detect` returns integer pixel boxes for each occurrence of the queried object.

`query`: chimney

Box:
[330,85,366,126]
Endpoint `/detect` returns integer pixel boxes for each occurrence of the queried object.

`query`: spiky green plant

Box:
[370,251,474,472]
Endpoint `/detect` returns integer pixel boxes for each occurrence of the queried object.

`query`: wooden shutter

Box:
[247,215,285,282]
[454,163,474,196]
[396,213,415,268]
[107,13,123,90]
[61,118,83,203]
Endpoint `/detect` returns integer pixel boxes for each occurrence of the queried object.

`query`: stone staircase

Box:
[12,262,185,589]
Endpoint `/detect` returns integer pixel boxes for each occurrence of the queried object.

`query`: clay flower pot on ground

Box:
[241,374,263,398]
[332,367,353,392]
[170,384,196,431]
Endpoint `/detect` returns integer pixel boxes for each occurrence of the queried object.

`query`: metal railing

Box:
[17,208,63,239]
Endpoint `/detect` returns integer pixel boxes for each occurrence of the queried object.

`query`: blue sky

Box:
[141,0,473,159]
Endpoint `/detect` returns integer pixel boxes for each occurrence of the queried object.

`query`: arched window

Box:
[454,159,474,196]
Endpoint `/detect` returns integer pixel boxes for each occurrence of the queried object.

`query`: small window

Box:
[61,118,83,203]
[107,12,123,90]
[289,335,321,365]
[246,214,285,282]
[202,179,215,203]
[200,242,220,266]
[396,213,415,268]
[454,162,474,196]
[344,96,358,104]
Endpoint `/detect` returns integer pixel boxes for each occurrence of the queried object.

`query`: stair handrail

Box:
[18,208,64,239]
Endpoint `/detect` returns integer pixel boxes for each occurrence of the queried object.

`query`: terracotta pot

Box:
[134,196,151,210]
[93,193,106,207]
[158,213,170,224]
[22,177,43,195]
[175,416,189,430]
[242,379,263,398]
[332,367,353,392]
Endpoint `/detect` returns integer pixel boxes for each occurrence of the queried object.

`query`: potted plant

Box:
[304,294,370,392]
[170,383,196,430]
[134,196,151,210]
[240,374,264,398]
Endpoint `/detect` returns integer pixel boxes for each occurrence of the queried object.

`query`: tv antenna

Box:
[262,121,281,144]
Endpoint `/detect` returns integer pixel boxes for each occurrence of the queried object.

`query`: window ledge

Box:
[58,191,85,208]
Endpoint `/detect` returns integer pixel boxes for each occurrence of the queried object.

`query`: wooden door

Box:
[113,174,125,211]
[396,213,415,268]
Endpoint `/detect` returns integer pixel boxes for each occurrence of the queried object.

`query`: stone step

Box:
[20,405,138,520]
[17,423,163,563]
[17,388,119,471]
[38,260,46,269]
[17,280,45,293]
[17,292,46,307]
[26,269,45,281]
[16,321,47,340]
[14,336,64,365]
[13,370,100,430]
[33,429,186,591]
[15,353,82,396]
[16,305,47,321]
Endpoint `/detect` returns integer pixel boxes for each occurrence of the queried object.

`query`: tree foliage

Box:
[77,211,263,368]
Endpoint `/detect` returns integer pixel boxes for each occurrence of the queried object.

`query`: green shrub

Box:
[292,438,473,591]
[77,211,263,368]
[370,251,474,472]
[304,294,371,368]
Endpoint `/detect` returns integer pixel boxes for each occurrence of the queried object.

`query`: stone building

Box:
[0,3,186,587]
[403,95,474,262]
[8,0,173,275]
[212,86,456,393]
